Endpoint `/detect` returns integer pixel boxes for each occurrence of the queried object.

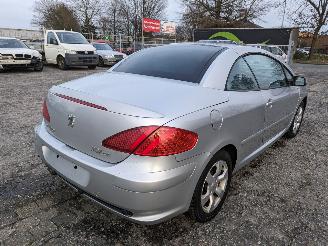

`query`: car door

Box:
[225,57,266,161]
[282,65,301,121]
[244,54,295,143]
[45,32,59,63]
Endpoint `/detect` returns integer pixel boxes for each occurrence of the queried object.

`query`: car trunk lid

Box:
[46,72,228,164]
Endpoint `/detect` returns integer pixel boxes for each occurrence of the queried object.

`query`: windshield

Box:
[93,43,113,50]
[0,39,27,49]
[114,44,224,83]
[56,32,89,44]
[25,42,42,50]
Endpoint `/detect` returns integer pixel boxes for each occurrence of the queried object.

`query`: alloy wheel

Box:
[201,160,229,213]
[292,106,304,134]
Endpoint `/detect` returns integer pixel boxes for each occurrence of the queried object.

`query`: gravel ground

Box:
[0,64,327,245]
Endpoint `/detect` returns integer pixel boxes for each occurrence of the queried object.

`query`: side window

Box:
[226,58,259,91]
[244,54,288,89]
[47,32,57,45]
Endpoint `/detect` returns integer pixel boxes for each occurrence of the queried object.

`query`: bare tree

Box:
[181,0,271,30]
[69,0,104,34]
[288,0,328,59]
[32,0,81,31]
[109,0,167,39]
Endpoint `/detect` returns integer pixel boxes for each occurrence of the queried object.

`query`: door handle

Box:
[266,99,273,108]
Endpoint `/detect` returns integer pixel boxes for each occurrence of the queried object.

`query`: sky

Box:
[0,0,289,30]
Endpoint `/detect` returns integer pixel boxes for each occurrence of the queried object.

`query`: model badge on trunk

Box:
[68,114,76,127]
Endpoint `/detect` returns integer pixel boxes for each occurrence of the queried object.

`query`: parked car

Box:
[198,39,238,45]
[35,43,307,224]
[92,42,127,66]
[43,30,98,70]
[0,37,43,71]
[297,48,310,55]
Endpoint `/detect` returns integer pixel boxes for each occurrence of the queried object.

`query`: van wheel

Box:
[188,150,232,222]
[285,102,305,138]
[57,56,68,70]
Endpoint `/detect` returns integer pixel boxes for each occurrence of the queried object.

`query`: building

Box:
[0,27,43,41]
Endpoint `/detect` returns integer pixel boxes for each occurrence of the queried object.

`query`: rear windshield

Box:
[113,44,225,83]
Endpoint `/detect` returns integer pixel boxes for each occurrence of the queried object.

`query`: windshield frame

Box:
[55,32,89,44]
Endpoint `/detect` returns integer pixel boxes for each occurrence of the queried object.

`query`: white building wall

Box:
[0,28,43,40]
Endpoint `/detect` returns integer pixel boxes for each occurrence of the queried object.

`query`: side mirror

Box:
[29,45,35,50]
[293,75,306,86]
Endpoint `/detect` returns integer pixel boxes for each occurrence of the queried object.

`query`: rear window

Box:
[113,44,225,83]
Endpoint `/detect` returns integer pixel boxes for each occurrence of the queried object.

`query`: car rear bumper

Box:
[65,54,99,66]
[35,122,199,224]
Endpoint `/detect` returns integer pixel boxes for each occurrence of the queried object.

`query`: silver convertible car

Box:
[35,43,307,224]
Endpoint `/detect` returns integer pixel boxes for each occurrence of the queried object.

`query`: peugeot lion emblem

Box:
[67,114,76,127]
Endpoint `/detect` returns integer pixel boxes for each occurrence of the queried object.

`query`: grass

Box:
[294,53,328,65]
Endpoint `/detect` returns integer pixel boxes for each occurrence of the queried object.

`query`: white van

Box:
[44,30,98,70]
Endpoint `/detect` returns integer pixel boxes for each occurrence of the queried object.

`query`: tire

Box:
[189,150,232,222]
[88,65,97,69]
[34,61,44,72]
[57,56,68,70]
[98,57,104,67]
[285,102,305,139]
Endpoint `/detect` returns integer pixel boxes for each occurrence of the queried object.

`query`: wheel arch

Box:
[56,54,65,63]
[220,144,237,170]
[302,96,307,108]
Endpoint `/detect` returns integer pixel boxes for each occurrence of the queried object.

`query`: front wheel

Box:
[57,56,68,70]
[34,61,43,72]
[285,102,305,138]
[188,150,232,222]
[98,57,104,67]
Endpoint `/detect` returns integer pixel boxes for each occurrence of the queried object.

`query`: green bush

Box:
[293,51,308,60]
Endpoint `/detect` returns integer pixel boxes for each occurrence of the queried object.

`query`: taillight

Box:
[102,126,198,157]
[42,99,50,122]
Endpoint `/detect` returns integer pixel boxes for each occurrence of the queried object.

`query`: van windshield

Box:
[56,32,89,44]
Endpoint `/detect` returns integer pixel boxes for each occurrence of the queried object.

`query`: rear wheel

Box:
[285,102,305,138]
[57,56,68,70]
[189,150,232,222]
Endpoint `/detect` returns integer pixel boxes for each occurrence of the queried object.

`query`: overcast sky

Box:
[0,0,287,30]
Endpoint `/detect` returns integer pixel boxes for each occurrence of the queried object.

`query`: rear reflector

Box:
[42,99,50,122]
[102,126,198,157]
[55,93,108,111]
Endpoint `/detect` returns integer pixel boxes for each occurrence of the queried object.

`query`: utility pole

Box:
[142,0,145,48]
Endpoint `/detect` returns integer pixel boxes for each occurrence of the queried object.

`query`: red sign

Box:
[143,18,161,33]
